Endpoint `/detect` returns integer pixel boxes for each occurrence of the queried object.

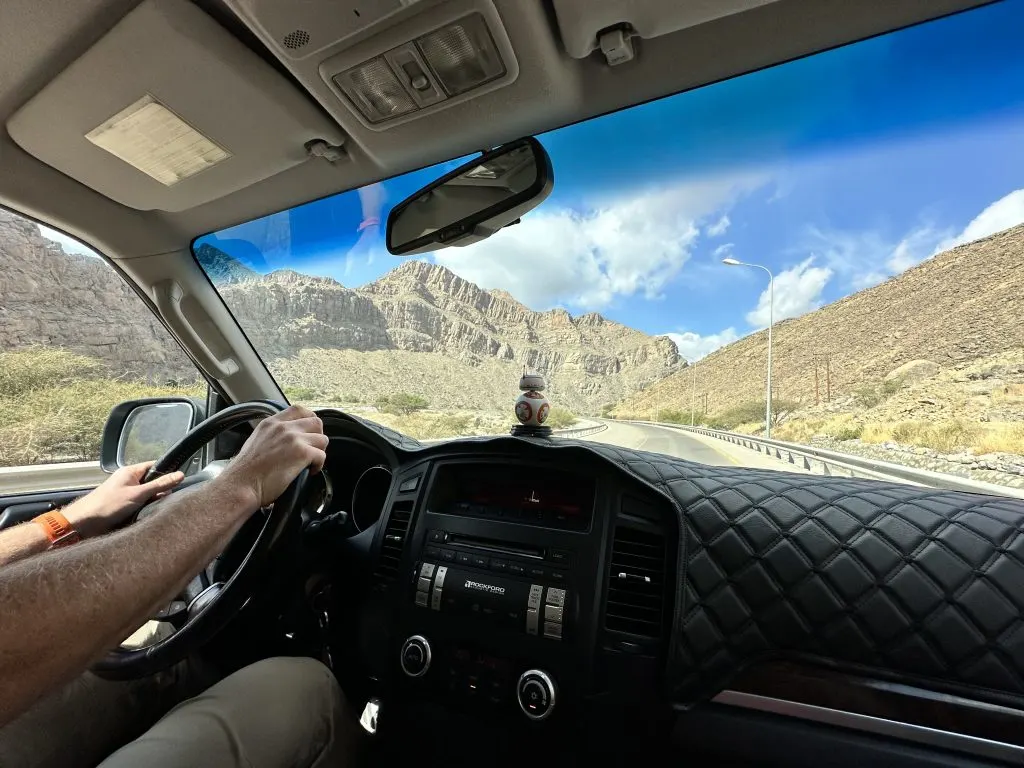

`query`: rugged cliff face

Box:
[0,210,194,381]
[218,260,681,411]
[2,210,680,412]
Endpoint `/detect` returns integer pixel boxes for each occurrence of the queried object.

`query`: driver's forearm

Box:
[0,523,50,568]
[0,475,259,728]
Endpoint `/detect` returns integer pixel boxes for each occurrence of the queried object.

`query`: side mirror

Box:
[100,398,204,473]
[386,136,553,255]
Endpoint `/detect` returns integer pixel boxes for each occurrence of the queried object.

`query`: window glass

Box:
[0,209,204,467]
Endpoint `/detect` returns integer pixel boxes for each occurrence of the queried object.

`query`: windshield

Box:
[196,2,1024,489]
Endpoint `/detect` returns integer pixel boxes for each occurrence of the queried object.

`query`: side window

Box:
[0,209,205,468]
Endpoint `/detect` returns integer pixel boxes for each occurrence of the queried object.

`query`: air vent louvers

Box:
[604,525,666,638]
[372,500,413,588]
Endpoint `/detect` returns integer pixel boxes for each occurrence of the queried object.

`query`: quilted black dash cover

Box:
[341,422,1024,708]
[578,444,1024,707]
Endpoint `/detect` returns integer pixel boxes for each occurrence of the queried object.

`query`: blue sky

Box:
[197,0,1024,360]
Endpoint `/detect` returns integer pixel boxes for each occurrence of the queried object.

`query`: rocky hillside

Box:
[0,209,680,412]
[218,260,681,411]
[0,210,195,382]
[623,223,1024,418]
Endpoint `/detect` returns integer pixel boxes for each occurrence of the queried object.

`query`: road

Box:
[579,420,737,466]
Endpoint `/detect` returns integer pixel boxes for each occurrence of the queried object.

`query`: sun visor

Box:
[6,0,346,212]
[553,0,781,59]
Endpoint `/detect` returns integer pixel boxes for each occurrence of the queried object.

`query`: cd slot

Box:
[446,534,544,561]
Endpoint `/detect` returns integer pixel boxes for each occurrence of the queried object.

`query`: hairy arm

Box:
[0,406,327,728]
[0,464,184,568]
[0,476,258,726]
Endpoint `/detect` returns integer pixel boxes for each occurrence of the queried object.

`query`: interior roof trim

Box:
[712,690,1024,764]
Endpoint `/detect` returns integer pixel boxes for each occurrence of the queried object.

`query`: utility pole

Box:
[689,361,697,426]
[723,259,775,437]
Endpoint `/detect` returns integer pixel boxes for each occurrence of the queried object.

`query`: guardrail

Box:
[639,422,1024,499]
[552,421,607,438]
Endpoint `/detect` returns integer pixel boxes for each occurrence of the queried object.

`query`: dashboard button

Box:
[440,549,456,562]
[543,621,562,640]
[434,566,447,587]
[545,588,566,607]
[425,545,441,558]
[420,563,435,578]
[549,570,567,583]
[417,576,433,593]
[527,584,543,610]
[428,530,445,543]
[548,549,573,565]
[526,607,539,635]
[528,565,546,579]
[517,670,555,721]
[415,591,428,608]
[544,604,563,623]
[490,558,508,572]
[471,554,489,568]
[400,635,431,677]
[399,476,420,493]
[508,562,525,575]
[456,552,472,566]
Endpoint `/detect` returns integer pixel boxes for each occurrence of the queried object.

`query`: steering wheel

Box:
[91,401,310,679]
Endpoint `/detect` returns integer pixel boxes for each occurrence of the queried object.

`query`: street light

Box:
[723,257,775,438]
[689,359,697,426]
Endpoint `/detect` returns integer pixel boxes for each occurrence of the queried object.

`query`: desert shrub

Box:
[658,408,690,424]
[284,386,319,402]
[705,399,798,431]
[545,407,576,429]
[377,392,430,416]
[0,347,106,397]
[881,377,904,396]
[854,386,883,408]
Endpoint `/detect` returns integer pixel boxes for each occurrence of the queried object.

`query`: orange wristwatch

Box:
[32,511,82,548]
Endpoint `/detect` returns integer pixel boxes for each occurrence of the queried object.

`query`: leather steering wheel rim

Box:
[91,400,309,679]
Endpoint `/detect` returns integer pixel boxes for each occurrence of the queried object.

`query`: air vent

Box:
[282,29,311,50]
[372,500,413,589]
[604,525,666,638]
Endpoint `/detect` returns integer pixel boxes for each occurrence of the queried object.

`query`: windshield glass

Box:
[196,2,1024,488]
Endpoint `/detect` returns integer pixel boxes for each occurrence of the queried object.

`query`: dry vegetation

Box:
[0,348,203,466]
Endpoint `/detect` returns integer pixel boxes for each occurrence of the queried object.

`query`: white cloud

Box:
[745,257,832,327]
[935,188,1024,253]
[432,172,766,309]
[37,225,97,257]
[706,214,730,237]
[663,328,740,360]
[712,243,734,258]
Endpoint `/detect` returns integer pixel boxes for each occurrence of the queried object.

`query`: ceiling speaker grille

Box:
[283,29,311,50]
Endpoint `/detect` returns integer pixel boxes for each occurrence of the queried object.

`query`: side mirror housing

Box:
[100,398,204,473]
[386,136,553,255]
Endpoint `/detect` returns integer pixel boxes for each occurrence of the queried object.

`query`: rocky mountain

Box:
[1,209,680,412]
[0,210,195,382]
[218,260,681,411]
[623,223,1024,418]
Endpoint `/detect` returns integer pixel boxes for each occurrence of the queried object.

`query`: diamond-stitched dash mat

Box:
[355,427,1024,708]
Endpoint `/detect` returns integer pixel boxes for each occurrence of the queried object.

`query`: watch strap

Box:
[32,511,82,548]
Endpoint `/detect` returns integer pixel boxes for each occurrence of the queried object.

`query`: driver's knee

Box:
[100,656,355,768]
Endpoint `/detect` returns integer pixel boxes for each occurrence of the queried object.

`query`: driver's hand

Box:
[63,462,185,538]
[220,406,329,508]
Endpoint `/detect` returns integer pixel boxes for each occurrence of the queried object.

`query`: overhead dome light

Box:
[416,14,505,96]
[334,57,417,123]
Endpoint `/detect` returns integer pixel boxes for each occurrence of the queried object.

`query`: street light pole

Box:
[690,360,696,426]
[722,258,776,438]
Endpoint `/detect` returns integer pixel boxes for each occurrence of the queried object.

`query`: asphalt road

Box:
[579,420,737,466]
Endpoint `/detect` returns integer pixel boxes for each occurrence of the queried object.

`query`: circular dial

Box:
[400,635,432,678]
[517,669,556,721]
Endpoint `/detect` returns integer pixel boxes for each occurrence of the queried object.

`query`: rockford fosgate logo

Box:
[464,580,505,595]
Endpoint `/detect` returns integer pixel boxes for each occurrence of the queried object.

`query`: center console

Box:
[359,452,672,729]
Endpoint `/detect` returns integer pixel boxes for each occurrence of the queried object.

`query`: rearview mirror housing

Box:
[100,397,204,473]
[386,137,553,255]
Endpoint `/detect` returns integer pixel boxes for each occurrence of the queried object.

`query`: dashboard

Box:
[306,413,1024,765]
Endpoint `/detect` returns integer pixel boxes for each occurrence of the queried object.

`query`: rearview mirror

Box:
[100,398,203,472]
[386,137,553,255]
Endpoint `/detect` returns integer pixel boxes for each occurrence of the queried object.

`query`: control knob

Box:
[400,635,431,678]
[517,669,556,721]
